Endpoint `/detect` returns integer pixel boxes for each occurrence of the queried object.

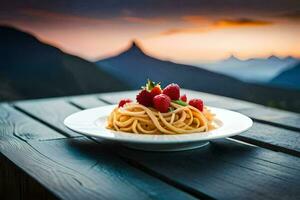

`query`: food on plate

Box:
[107,80,217,134]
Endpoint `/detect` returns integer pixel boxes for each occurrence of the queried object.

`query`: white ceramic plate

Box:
[64,105,253,151]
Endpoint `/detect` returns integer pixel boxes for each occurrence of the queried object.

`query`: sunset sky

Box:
[1,0,300,63]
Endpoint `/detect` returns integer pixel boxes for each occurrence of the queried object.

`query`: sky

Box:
[1,0,300,63]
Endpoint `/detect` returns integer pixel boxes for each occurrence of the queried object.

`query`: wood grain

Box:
[14,99,82,137]
[6,92,300,199]
[0,104,196,200]
[238,106,300,131]
[12,96,300,199]
[0,125,104,199]
[68,95,106,109]
[0,153,57,200]
[0,104,64,141]
[235,122,300,156]
[29,137,196,200]
[98,90,137,104]
[116,138,300,200]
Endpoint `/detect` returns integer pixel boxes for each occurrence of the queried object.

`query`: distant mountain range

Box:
[0,26,129,101]
[96,42,300,112]
[197,55,298,83]
[271,62,300,90]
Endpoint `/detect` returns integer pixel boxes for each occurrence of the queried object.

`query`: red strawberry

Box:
[136,89,153,106]
[180,94,187,102]
[118,99,132,107]
[153,94,171,113]
[150,86,162,97]
[162,83,180,100]
[189,98,204,111]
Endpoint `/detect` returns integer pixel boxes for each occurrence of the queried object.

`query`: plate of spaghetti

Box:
[64,80,252,151]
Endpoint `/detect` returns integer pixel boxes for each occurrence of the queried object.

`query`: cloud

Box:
[277,9,300,20]
[20,8,109,25]
[122,16,166,25]
[161,17,273,35]
[161,27,209,35]
[181,15,210,25]
[214,18,273,27]
[161,15,211,35]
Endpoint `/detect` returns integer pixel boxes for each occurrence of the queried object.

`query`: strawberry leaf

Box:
[172,100,188,106]
[145,79,161,91]
[146,79,155,91]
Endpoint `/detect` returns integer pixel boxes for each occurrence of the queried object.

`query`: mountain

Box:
[96,42,245,95]
[271,62,300,90]
[96,41,300,112]
[0,25,129,101]
[199,55,298,83]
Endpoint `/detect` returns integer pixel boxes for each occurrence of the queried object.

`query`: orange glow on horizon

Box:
[1,8,299,63]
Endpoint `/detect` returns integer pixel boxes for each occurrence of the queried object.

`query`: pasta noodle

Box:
[107,102,216,134]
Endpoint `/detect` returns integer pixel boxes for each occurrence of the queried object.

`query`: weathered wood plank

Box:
[0,104,64,141]
[238,106,300,131]
[27,137,196,200]
[0,153,57,200]
[0,129,103,199]
[6,96,300,199]
[14,99,81,137]
[98,90,137,104]
[116,138,300,200]
[235,122,300,156]
[68,95,106,109]
[13,96,299,199]
[0,106,196,200]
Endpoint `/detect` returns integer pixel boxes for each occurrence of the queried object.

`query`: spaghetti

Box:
[107,102,216,134]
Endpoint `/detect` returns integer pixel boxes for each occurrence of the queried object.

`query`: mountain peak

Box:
[126,40,146,55]
[267,55,280,60]
[225,54,240,61]
[130,40,139,48]
[129,40,142,49]
[283,56,298,62]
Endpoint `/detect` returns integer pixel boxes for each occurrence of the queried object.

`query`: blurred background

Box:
[0,0,299,112]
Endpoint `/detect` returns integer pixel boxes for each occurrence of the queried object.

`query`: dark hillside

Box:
[0,25,129,101]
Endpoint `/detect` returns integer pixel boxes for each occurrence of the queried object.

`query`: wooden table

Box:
[1,89,300,200]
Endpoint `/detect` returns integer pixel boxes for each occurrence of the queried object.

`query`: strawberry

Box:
[180,94,187,102]
[188,98,204,112]
[150,85,162,97]
[136,89,153,106]
[153,94,171,113]
[118,99,132,107]
[163,83,180,100]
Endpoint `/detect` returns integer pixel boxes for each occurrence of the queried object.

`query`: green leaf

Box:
[172,100,188,106]
[144,79,161,91]
[146,79,155,91]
